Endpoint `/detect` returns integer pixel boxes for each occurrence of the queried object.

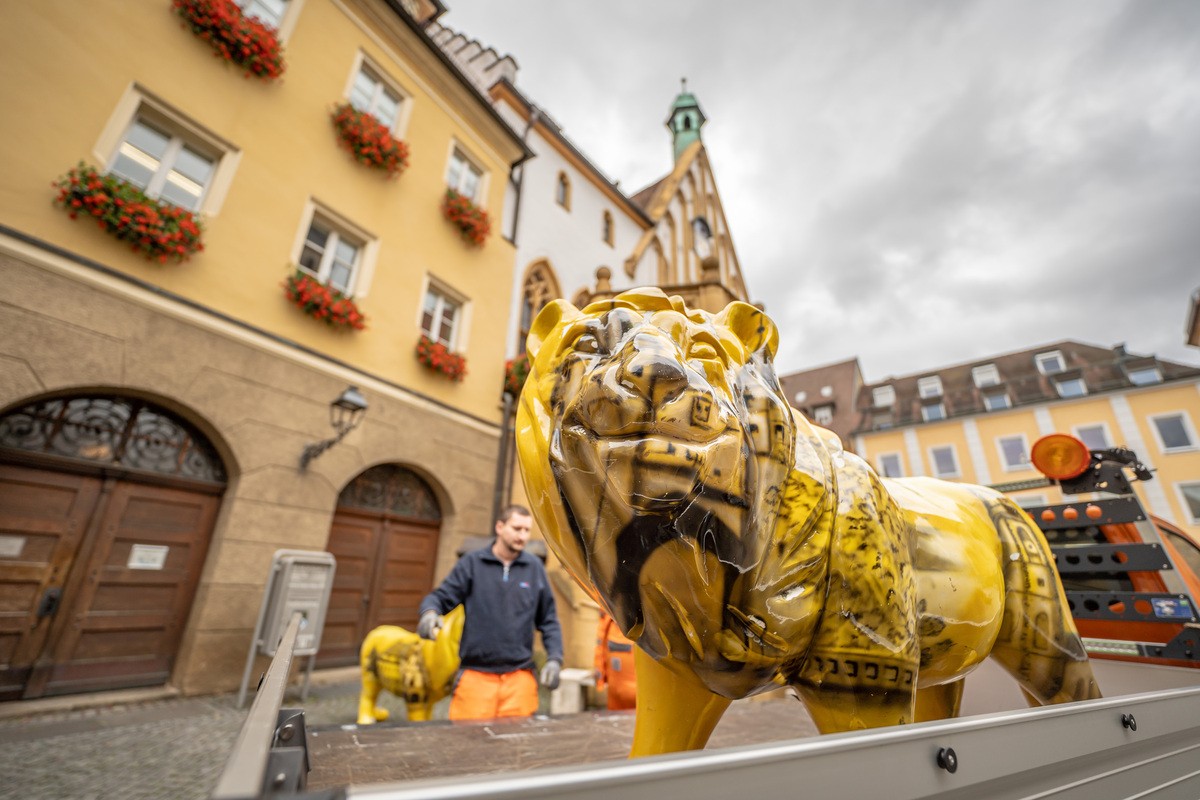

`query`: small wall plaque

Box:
[0,535,25,558]
[128,544,169,570]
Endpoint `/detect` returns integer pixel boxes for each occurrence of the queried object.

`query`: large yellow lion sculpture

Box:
[515,288,1101,757]
[357,606,464,724]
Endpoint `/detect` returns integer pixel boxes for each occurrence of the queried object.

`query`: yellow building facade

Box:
[851,341,1200,538]
[0,0,529,699]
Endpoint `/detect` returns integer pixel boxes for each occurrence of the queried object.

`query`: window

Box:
[872,412,894,430]
[972,364,1000,388]
[109,117,217,213]
[1073,424,1111,452]
[236,0,288,28]
[1152,413,1196,453]
[1164,529,1200,576]
[1013,493,1047,510]
[922,403,946,422]
[917,376,943,398]
[878,453,903,478]
[1176,483,1200,525]
[421,285,462,348]
[349,63,403,128]
[929,445,960,478]
[793,391,807,405]
[1055,377,1087,398]
[517,261,560,354]
[998,435,1029,471]
[555,172,571,210]
[298,215,364,295]
[1035,350,1067,375]
[872,385,895,407]
[602,211,614,246]
[1127,366,1162,386]
[446,147,483,201]
[983,392,1011,411]
[813,405,834,426]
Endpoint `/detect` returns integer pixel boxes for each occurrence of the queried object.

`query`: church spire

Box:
[666,77,707,162]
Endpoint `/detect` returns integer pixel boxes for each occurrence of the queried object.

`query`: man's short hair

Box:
[497,504,531,525]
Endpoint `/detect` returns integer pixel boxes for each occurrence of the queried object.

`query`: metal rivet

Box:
[278,723,295,742]
[937,747,958,773]
[1122,713,1137,731]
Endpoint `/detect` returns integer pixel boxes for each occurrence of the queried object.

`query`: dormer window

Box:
[1127,365,1162,386]
[917,376,943,399]
[983,392,1011,411]
[1035,350,1067,375]
[922,402,947,422]
[813,404,834,426]
[872,385,895,407]
[972,364,1000,388]
[1055,377,1087,398]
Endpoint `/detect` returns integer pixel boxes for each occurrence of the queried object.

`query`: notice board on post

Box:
[237,549,336,707]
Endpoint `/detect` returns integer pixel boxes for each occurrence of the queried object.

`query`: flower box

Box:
[173,0,286,80]
[441,189,490,246]
[52,163,204,263]
[504,353,530,396]
[283,271,367,331]
[416,335,467,381]
[331,103,409,177]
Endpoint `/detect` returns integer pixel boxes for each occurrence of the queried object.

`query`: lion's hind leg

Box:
[983,496,1102,705]
[914,679,964,722]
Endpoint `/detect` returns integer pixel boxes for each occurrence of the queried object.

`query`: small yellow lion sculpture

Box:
[516,288,1101,756]
[357,606,464,724]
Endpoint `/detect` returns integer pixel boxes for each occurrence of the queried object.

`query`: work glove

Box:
[539,659,562,690]
[417,610,443,640]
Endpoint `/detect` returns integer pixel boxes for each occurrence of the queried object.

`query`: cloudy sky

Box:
[442,1,1200,382]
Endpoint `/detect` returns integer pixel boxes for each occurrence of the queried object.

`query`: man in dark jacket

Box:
[417,504,563,720]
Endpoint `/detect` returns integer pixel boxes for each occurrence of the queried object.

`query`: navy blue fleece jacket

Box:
[419,547,563,673]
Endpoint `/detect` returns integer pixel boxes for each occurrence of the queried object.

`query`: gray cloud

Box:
[444,0,1200,379]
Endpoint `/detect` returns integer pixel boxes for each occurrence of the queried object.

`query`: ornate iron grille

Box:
[0,396,226,483]
[338,464,441,519]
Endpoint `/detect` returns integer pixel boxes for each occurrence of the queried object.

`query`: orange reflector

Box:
[1041,509,1056,522]
[1030,434,1092,481]
[1086,504,1103,519]
[1063,507,1079,521]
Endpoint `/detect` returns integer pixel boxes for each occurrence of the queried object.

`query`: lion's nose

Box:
[618,332,689,402]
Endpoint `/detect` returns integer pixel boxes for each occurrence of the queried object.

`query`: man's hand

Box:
[417,610,443,640]
[539,659,562,690]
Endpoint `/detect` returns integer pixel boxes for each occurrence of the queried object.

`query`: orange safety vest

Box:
[594,612,637,710]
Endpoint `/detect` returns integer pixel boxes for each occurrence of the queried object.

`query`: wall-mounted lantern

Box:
[299,386,368,471]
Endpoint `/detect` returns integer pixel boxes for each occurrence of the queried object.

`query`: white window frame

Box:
[917,376,943,399]
[94,85,241,217]
[1149,412,1198,454]
[878,452,904,478]
[291,201,377,298]
[1013,493,1048,510]
[929,445,961,479]
[872,385,895,407]
[445,144,485,203]
[1072,423,1112,452]
[1175,482,1200,525]
[997,434,1030,472]
[234,0,305,39]
[419,278,469,351]
[921,402,947,422]
[1126,365,1163,386]
[813,404,834,426]
[983,392,1011,412]
[345,55,411,133]
[972,364,1000,388]
[1054,377,1088,398]
[1035,350,1067,375]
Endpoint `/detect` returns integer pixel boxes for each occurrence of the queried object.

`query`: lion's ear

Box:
[717,302,779,360]
[526,299,582,360]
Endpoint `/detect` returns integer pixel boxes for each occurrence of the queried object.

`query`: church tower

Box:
[666,78,707,162]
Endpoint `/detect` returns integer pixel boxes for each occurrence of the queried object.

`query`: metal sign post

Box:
[236,550,336,709]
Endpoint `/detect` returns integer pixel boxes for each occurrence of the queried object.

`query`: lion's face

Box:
[517,289,796,684]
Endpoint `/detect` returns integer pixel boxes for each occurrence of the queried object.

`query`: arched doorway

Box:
[0,395,226,699]
[318,464,442,667]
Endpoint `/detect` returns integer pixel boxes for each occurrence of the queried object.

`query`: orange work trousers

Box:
[448,668,538,721]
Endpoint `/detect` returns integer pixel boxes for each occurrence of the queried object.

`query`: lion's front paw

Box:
[357,713,377,725]
[372,707,390,721]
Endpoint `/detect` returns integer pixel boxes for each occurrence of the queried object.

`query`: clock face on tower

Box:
[692,216,713,260]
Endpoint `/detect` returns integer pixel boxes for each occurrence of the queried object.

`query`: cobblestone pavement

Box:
[0,673,399,800]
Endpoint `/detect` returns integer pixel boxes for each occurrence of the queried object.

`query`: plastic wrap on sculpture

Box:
[358,605,464,724]
[514,287,1101,756]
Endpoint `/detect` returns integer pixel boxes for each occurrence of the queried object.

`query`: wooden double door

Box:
[0,463,219,699]
[318,509,441,667]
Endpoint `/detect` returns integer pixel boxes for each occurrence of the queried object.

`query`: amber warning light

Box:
[1030,433,1092,481]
